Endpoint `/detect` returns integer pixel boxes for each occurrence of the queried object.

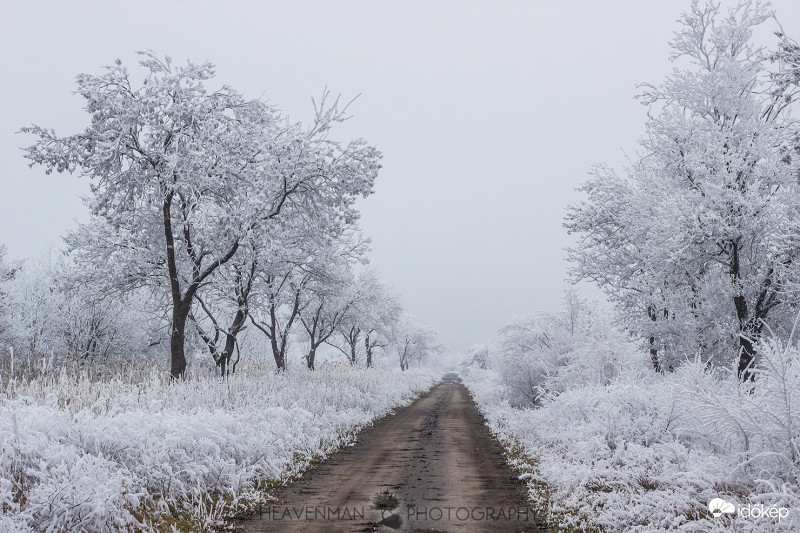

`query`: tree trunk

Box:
[218,352,227,377]
[270,335,285,371]
[647,305,661,373]
[170,302,189,379]
[163,190,242,380]
[738,335,755,380]
[733,291,753,382]
[648,338,660,372]
[730,242,759,383]
[230,342,240,374]
[307,346,316,370]
[215,332,237,377]
[733,300,769,384]
[365,334,372,367]
[218,308,246,377]
[164,192,187,380]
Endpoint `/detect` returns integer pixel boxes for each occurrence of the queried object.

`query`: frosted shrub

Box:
[462,337,800,532]
[460,343,492,370]
[0,256,163,369]
[492,293,645,407]
[678,338,800,498]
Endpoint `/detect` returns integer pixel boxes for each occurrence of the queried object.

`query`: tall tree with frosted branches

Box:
[22,52,381,378]
[566,1,800,380]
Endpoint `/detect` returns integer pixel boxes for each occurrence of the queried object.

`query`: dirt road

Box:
[233,374,547,532]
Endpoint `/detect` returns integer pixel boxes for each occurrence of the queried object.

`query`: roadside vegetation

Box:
[0,361,438,532]
[461,292,799,532]
[462,2,800,530]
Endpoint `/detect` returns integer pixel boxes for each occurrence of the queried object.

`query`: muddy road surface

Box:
[233,374,548,532]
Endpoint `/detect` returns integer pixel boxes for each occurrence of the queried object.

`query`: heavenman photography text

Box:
[1,1,799,532]
[255,504,535,524]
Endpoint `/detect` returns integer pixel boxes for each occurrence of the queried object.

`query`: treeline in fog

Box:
[1,52,442,379]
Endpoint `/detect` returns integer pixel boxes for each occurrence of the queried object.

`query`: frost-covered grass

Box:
[0,361,439,532]
[462,339,800,532]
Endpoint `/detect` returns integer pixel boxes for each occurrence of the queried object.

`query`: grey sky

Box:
[2,1,798,358]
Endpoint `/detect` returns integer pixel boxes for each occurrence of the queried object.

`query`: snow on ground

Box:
[0,363,439,532]
[462,340,800,532]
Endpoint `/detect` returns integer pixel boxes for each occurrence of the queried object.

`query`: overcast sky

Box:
[2,1,798,359]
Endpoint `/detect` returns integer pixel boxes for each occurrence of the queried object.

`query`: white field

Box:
[0,362,439,532]
[462,339,800,532]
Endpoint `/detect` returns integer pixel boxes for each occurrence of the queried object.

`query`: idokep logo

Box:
[739,503,790,522]
[709,497,791,522]
[708,498,735,518]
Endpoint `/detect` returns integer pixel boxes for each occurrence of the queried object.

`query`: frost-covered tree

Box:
[494,292,639,407]
[566,1,800,380]
[298,237,370,370]
[325,270,402,367]
[239,228,363,371]
[188,241,258,376]
[1,254,161,365]
[300,277,353,370]
[247,233,338,371]
[0,246,20,348]
[459,343,492,371]
[361,281,403,368]
[768,29,800,122]
[247,265,307,371]
[3,256,74,357]
[393,318,442,371]
[23,53,380,378]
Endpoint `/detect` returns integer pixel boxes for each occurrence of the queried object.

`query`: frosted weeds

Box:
[0,363,438,532]
[462,340,800,532]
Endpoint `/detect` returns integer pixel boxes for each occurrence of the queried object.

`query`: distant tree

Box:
[1,254,160,364]
[248,263,308,372]
[0,246,20,347]
[325,271,402,367]
[300,283,352,370]
[394,318,442,371]
[362,285,402,368]
[298,238,368,370]
[459,343,492,371]
[479,291,641,408]
[23,53,380,378]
